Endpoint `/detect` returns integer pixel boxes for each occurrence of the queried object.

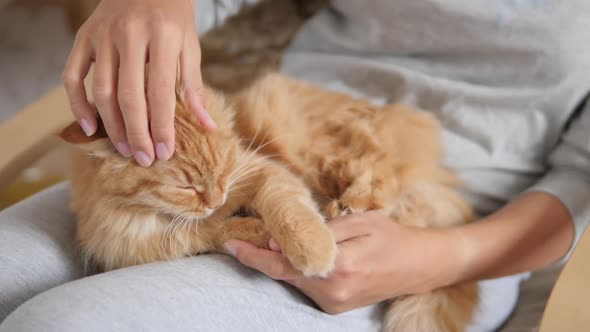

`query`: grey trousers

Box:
[0,184,522,331]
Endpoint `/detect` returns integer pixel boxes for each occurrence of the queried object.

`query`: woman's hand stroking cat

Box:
[224,211,465,315]
[63,0,216,167]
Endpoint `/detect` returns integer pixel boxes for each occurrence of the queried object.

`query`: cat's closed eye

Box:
[178,185,205,195]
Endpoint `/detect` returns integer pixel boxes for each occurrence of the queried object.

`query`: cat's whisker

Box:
[166,217,178,262]
[230,133,283,180]
[236,136,279,172]
[172,215,185,263]
[182,215,192,260]
[230,156,279,184]
[228,162,256,183]
[230,169,267,189]
[230,162,276,187]
[161,216,175,263]
[231,153,279,179]
[231,120,266,173]
[251,135,282,154]
[186,214,196,255]
[243,121,263,154]
[168,214,183,262]
[170,218,183,261]
[185,213,200,257]
[228,154,260,179]
[176,214,186,259]
[229,149,273,179]
[181,214,192,260]
[230,167,266,186]
[194,218,202,255]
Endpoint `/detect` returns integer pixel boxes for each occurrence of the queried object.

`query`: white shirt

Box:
[281,0,590,253]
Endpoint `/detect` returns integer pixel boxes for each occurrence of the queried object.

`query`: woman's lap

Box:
[0,184,521,331]
[1,254,381,332]
[0,183,83,321]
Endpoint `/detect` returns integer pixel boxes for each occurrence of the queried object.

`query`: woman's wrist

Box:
[440,224,481,286]
[394,226,471,295]
[433,192,574,286]
[424,226,474,291]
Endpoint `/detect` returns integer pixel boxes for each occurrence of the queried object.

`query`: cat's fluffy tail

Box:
[383,283,478,332]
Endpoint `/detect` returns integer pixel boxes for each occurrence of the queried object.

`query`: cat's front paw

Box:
[277,217,337,277]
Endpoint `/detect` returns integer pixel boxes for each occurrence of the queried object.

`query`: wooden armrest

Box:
[539,227,590,331]
[0,85,74,192]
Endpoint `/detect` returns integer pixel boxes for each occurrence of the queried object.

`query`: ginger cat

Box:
[61,74,478,332]
[60,85,337,277]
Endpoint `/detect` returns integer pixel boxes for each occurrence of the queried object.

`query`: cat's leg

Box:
[194,216,271,253]
[248,164,337,277]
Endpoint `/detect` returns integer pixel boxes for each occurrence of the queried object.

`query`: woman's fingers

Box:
[63,31,95,136]
[92,34,132,158]
[148,27,181,161]
[327,213,373,243]
[116,25,153,167]
[180,34,216,130]
[224,240,300,280]
[64,0,213,163]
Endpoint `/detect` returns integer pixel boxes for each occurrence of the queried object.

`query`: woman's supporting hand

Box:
[224,211,462,314]
[63,0,216,166]
[224,192,574,315]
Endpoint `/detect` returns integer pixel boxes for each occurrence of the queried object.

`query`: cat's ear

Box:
[59,117,113,155]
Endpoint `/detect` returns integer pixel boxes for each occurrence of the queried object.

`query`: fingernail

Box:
[116,142,133,158]
[156,143,171,161]
[134,151,153,167]
[269,239,281,252]
[192,98,217,130]
[80,119,95,136]
[224,242,237,257]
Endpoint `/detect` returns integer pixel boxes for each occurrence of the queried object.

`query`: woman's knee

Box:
[0,290,83,332]
[0,184,83,321]
[0,256,286,332]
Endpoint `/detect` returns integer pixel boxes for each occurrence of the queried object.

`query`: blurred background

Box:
[0,0,99,208]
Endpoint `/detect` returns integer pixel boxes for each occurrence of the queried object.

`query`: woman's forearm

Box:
[449,192,574,284]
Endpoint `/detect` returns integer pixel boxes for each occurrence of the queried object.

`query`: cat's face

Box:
[123,130,239,220]
[61,90,242,221]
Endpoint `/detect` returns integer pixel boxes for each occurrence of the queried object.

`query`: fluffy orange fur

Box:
[61,85,336,277]
[61,73,478,332]
[232,75,478,332]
